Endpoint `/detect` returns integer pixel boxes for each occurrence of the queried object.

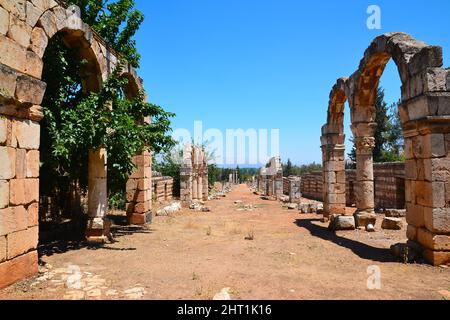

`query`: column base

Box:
[86,217,111,243]
[328,214,356,230]
[354,211,377,229]
[127,211,152,225]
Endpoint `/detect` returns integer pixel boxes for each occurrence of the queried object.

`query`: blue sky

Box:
[133,0,450,166]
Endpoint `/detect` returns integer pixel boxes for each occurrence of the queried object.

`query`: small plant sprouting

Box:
[206,226,212,236]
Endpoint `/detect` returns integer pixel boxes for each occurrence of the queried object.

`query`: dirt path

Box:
[1,184,449,300]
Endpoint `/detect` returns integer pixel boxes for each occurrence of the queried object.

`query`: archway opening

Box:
[38,30,101,248]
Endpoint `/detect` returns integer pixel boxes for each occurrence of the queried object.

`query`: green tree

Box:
[40,0,175,216]
[283,159,293,177]
[347,87,403,163]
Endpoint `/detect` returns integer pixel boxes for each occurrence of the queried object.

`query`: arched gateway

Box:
[321,33,450,265]
[0,1,151,287]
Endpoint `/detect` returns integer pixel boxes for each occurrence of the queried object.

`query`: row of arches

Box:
[0,1,150,287]
[321,33,450,265]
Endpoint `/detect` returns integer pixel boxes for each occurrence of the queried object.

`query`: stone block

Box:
[406,224,418,241]
[0,0,26,20]
[0,118,6,144]
[7,226,38,259]
[423,134,446,158]
[328,215,355,231]
[39,10,57,38]
[0,7,9,35]
[0,180,8,209]
[26,150,39,178]
[24,50,43,78]
[13,119,40,149]
[423,68,448,92]
[423,250,450,266]
[0,206,28,236]
[417,227,450,251]
[15,74,47,105]
[354,212,377,228]
[0,63,18,97]
[406,203,425,228]
[0,235,6,262]
[30,27,48,58]
[26,2,43,28]
[381,217,403,230]
[9,178,39,205]
[0,146,15,179]
[27,202,38,227]
[423,207,450,234]
[15,148,26,179]
[7,13,32,47]
[0,35,26,76]
[0,250,38,289]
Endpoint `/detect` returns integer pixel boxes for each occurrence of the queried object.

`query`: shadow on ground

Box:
[294,218,397,263]
[38,215,152,258]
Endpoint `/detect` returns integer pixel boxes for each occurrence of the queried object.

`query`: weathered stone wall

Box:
[256,156,283,199]
[346,163,405,209]
[300,172,323,201]
[152,172,173,203]
[300,163,406,210]
[0,0,149,287]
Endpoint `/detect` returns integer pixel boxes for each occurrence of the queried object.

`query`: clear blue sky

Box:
[133,0,450,166]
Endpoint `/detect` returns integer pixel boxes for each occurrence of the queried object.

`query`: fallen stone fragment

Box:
[309,203,318,213]
[329,215,355,231]
[382,217,403,230]
[299,204,310,214]
[287,203,298,210]
[213,287,231,300]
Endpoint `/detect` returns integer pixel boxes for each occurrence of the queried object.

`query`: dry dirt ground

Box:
[1,184,449,300]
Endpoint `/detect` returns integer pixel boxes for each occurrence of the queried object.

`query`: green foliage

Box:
[67,0,144,67]
[348,87,404,163]
[153,146,183,197]
[283,159,293,177]
[40,0,175,216]
[282,161,322,176]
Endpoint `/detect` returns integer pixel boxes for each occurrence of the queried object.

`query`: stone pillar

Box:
[321,124,346,221]
[86,148,110,242]
[192,176,198,200]
[352,123,377,229]
[403,118,450,266]
[202,171,209,201]
[0,117,40,288]
[126,150,152,225]
[197,175,203,201]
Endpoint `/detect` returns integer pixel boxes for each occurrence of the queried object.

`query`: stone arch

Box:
[322,32,450,265]
[321,78,348,219]
[0,1,146,287]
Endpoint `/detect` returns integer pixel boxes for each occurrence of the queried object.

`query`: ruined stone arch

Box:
[321,78,348,218]
[321,32,450,265]
[0,0,151,288]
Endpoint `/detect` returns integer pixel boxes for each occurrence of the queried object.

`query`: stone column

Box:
[86,148,110,242]
[202,170,209,201]
[192,175,198,200]
[403,118,450,266]
[321,124,346,221]
[352,123,377,229]
[126,150,152,225]
[197,175,203,201]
